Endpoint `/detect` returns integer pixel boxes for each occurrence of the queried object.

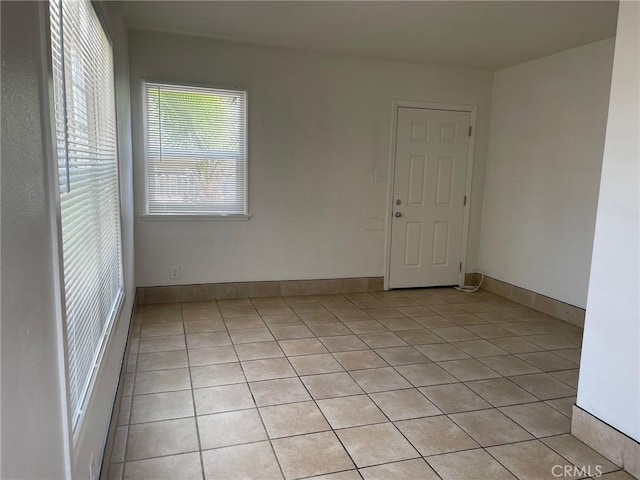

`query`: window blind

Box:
[49,0,123,430]
[144,82,247,215]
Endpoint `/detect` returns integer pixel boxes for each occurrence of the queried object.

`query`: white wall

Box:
[129,30,494,287]
[577,0,639,442]
[478,39,615,308]
[0,2,136,478]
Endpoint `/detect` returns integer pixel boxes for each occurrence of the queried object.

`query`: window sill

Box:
[141,214,252,222]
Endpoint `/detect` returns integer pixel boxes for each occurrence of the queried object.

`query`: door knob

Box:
[394,212,402,218]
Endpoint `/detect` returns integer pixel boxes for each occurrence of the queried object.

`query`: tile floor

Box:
[108,288,633,480]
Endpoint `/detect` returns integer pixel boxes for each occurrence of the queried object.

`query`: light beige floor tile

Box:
[487,440,580,480]
[141,322,184,338]
[108,463,123,480]
[517,352,578,372]
[134,368,191,395]
[545,396,576,417]
[278,338,328,356]
[358,332,408,348]
[377,318,423,331]
[262,313,304,327]
[130,390,194,424]
[301,372,364,399]
[550,369,580,388]
[452,339,509,357]
[235,341,284,361]
[126,417,198,461]
[123,452,202,480]
[259,401,330,438]
[350,367,412,393]
[118,396,132,426]
[250,377,312,406]
[270,324,314,340]
[438,359,502,381]
[413,316,456,328]
[230,327,275,344]
[599,471,637,479]
[299,311,340,324]
[309,323,352,336]
[397,306,436,317]
[446,313,488,326]
[374,346,430,366]
[219,306,260,319]
[365,308,406,320]
[478,355,542,376]
[333,350,388,370]
[202,441,283,480]
[307,470,361,480]
[317,395,387,429]
[430,327,480,342]
[241,357,296,381]
[188,345,237,366]
[415,343,470,361]
[553,348,582,364]
[466,377,538,407]
[395,363,459,387]
[541,434,618,474]
[427,448,516,480]
[500,402,572,437]
[289,353,344,375]
[420,383,491,413]
[183,319,225,334]
[395,415,478,456]
[112,426,127,463]
[449,409,534,446]
[198,408,267,449]
[137,350,189,372]
[332,308,373,322]
[393,329,445,345]
[344,320,388,334]
[190,362,245,388]
[526,334,581,350]
[186,332,231,349]
[320,335,369,352]
[370,388,441,420]
[139,335,186,353]
[475,311,519,323]
[273,431,354,479]
[463,324,512,339]
[510,373,577,400]
[336,423,419,467]
[224,316,267,331]
[360,458,439,480]
[489,336,543,354]
[193,383,254,415]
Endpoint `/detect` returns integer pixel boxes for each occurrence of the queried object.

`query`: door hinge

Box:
[468,126,472,137]
[459,262,462,272]
[463,195,467,206]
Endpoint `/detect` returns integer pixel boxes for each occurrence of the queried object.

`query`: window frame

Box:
[141,79,251,221]
[44,0,125,446]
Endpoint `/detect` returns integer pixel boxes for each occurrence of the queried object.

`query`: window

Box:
[143,82,248,216]
[49,0,123,430]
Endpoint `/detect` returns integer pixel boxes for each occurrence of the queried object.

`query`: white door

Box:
[389,107,471,288]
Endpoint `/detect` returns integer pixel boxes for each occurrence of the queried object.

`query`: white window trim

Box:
[141,80,250,220]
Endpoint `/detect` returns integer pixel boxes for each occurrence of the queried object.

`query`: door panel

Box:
[389,107,471,288]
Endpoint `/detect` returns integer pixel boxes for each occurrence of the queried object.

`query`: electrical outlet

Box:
[170,265,180,279]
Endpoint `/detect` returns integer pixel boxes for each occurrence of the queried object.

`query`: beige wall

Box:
[129,30,494,287]
[478,39,615,308]
[577,1,639,442]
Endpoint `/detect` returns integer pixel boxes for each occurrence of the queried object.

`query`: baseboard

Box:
[572,405,640,479]
[137,277,385,304]
[465,273,585,328]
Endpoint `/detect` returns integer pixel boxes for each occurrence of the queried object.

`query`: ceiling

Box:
[122,1,619,71]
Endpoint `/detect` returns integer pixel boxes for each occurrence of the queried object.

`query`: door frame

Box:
[383,100,478,290]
